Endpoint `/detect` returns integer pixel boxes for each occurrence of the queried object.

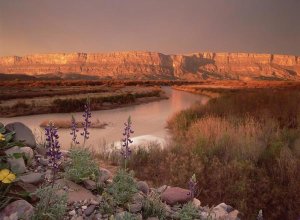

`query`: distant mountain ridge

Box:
[0,51,299,80]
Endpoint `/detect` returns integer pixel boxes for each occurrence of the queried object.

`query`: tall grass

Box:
[125,89,300,220]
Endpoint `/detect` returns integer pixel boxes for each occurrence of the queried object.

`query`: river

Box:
[0,87,209,150]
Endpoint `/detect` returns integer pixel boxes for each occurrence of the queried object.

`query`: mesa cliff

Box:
[0,51,299,80]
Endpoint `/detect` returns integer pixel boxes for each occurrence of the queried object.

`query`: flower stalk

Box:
[188,174,197,199]
[45,122,62,185]
[70,115,79,146]
[121,116,134,170]
[81,97,91,147]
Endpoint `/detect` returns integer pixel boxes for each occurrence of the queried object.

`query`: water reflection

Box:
[0,87,209,149]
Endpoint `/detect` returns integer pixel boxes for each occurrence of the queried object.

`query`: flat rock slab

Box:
[56,179,96,203]
[161,187,191,205]
[19,172,44,184]
[5,122,36,147]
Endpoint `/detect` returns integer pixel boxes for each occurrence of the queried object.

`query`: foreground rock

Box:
[19,172,43,184]
[56,179,97,203]
[5,146,27,173]
[0,200,34,220]
[161,187,192,205]
[98,168,112,183]
[5,122,36,147]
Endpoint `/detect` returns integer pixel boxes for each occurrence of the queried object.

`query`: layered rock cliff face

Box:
[0,51,299,80]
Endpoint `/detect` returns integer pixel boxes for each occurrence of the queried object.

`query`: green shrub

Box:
[65,147,99,183]
[107,169,138,205]
[178,202,199,220]
[116,212,137,220]
[142,192,166,219]
[99,192,116,215]
[32,184,67,220]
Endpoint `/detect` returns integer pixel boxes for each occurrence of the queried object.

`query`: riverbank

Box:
[0,86,167,117]
[172,80,300,98]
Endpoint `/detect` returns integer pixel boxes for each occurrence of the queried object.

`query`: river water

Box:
[0,87,208,150]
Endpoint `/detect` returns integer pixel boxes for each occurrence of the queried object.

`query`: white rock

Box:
[192,198,201,209]
[69,210,76,216]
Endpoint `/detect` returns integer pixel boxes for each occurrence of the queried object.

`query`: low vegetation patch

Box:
[107,169,138,205]
[125,89,300,220]
[65,147,99,183]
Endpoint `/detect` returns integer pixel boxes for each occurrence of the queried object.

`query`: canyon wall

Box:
[0,51,299,80]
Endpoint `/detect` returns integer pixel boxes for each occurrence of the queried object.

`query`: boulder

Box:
[0,200,34,220]
[137,181,149,194]
[19,172,44,184]
[5,146,27,174]
[98,168,112,183]
[19,146,34,165]
[55,179,96,203]
[5,122,36,147]
[83,179,97,190]
[161,187,191,205]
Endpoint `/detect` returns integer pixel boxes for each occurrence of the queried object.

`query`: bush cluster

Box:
[127,89,300,220]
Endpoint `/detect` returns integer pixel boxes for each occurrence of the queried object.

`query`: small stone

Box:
[147,218,159,220]
[127,203,142,213]
[131,192,144,204]
[39,157,49,166]
[192,198,201,209]
[69,210,76,215]
[98,168,112,183]
[161,187,191,205]
[84,205,96,216]
[45,169,53,181]
[35,147,47,156]
[82,205,87,210]
[19,172,43,184]
[228,210,240,220]
[93,213,102,220]
[137,181,149,194]
[83,179,97,190]
[90,199,100,205]
[212,203,229,219]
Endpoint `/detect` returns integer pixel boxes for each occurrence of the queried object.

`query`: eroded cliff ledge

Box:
[0,51,299,80]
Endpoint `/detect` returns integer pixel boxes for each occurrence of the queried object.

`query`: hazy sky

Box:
[0,0,299,56]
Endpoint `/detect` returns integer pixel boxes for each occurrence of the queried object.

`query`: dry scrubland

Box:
[104,84,300,220]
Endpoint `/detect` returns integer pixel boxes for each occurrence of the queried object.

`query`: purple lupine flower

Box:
[121,116,134,162]
[45,122,62,170]
[70,115,79,145]
[81,98,91,145]
[188,174,197,199]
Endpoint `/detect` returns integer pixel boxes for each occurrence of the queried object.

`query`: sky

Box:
[0,0,300,56]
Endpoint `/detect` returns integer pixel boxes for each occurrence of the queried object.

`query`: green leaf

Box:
[8,153,24,159]
[5,132,15,142]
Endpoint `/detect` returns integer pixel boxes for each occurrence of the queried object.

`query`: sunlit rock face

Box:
[0,51,299,80]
